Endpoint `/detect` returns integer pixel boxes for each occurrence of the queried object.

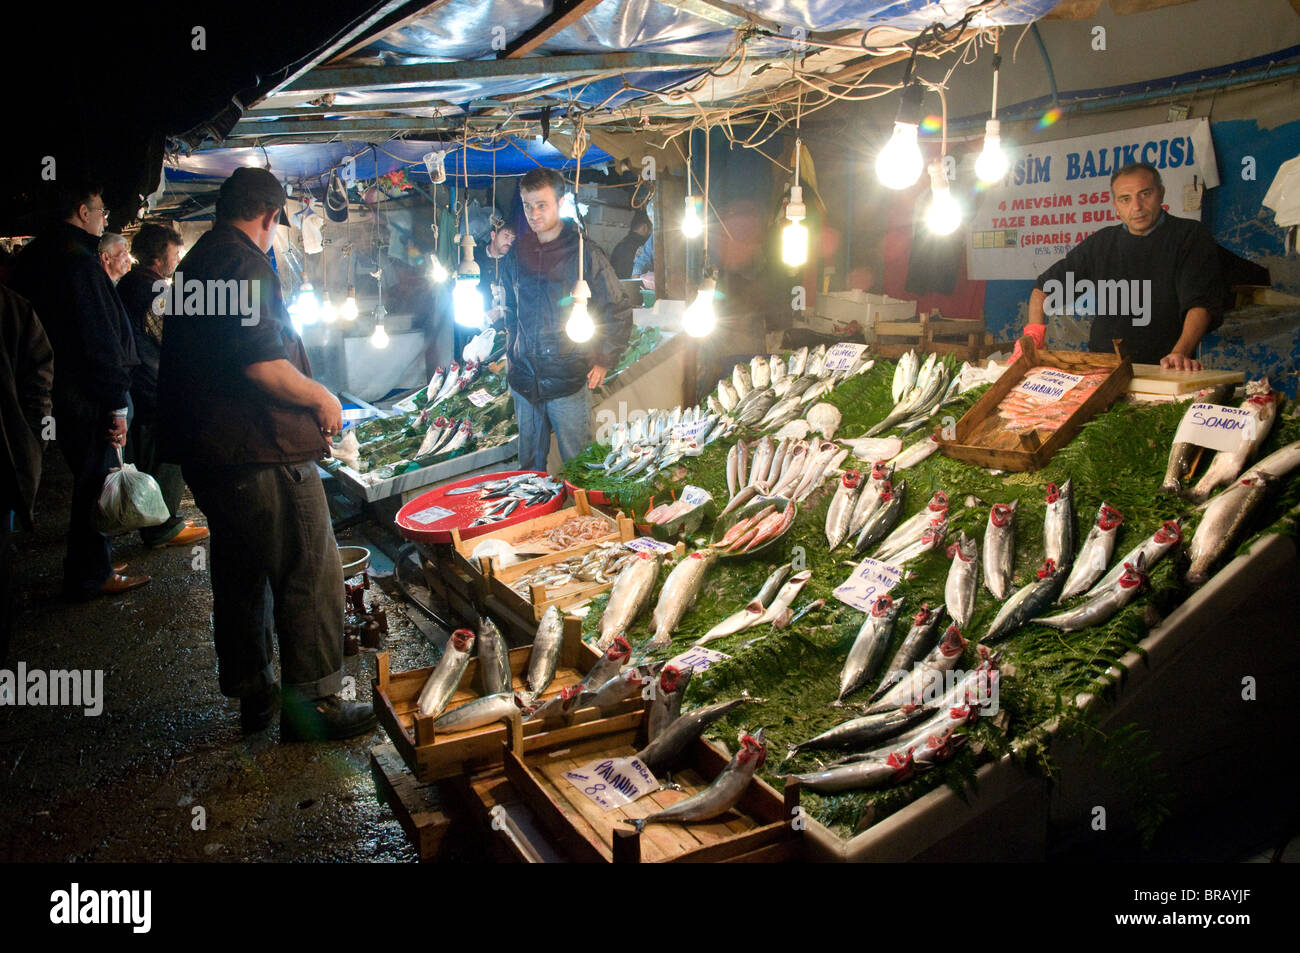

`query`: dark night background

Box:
[0,2,381,233]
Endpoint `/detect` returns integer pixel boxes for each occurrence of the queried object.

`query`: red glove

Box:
[1009,323,1047,362]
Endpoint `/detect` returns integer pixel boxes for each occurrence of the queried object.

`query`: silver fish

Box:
[984,559,1066,643]
[983,500,1018,601]
[1189,384,1280,502]
[785,748,915,794]
[1243,439,1300,482]
[626,729,768,832]
[750,354,770,389]
[695,563,792,645]
[884,518,948,568]
[525,606,564,698]
[478,616,513,696]
[726,443,740,499]
[1086,519,1182,597]
[736,438,749,491]
[527,683,587,724]
[769,353,786,383]
[416,628,476,718]
[732,362,753,399]
[876,491,950,560]
[597,552,662,650]
[849,462,893,536]
[757,569,812,626]
[852,479,906,558]
[747,436,774,490]
[648,550,718,648]
[580,636,634,693]
[875,603,945,699]
[432,692,530,733]
[785,706,934,759]
[1058,503,1123,602]
[944,532,979,629]
[1186,475,1274,585]
[838,594,905,704]
[719,484,758,520]
[635,695,762,774]
[826,470,864,550]
[435,420,473,457]
[867,623,968,712]
[789,346,809,378]
[1035,556,1148,631]
[588,668,650,713]
[1043,479,1074,572]
[717,379,739,412]
[647,664,692,742]
[423,367,446,404]
[889,433,942,470]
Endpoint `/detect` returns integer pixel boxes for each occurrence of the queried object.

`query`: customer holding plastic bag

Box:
[157,168,376,742]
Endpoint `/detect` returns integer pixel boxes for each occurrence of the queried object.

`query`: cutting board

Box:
[1126,365,1244,395]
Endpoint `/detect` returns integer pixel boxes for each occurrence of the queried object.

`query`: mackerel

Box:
[984,559,1066,644]
[1043,479,1075,571]
[866,623,968,712]
[983,500,1018,601]
[875,604,945,699]
[1058,503,1123,602]
[849,463,893,535]
[826,471,864,550]
[785,748,915,794]
[416,628,476,718]
[647,665,691,742]
[884,519,948,568]
[588,668,650,713]
[648,550,718,648]
[837,594,905,704]
[852,479,906,557]
[1086,519,1182,597]
[634,695,762,773]
[1035,557,1148,631]
[944,533,979,629]
[785,706,934,759]
[876,490,949,559]
[626,730,768,832]
[432,692,530,733]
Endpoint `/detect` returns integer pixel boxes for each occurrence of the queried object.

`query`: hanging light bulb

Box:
[975,119,1009,184]
[782,185,808,266]
[925,161,963,236]
[682,195,703,238]
[320,293,338,324]
[565,279,594,342]
[876,83,926,190]
[682,276,717,338]
[340,286,359,321]
[292,281,320,325]
[452,233,485,329]
[371,303,389,349]
[429,257,449,283]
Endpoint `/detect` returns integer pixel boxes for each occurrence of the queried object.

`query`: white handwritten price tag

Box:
[564,757,658,810]
[672,419,710,442]
[824,342,869,372]
[406,505,456,525]
[666,646,732,673]
[680,485,712,507]
[1015,369,1084,402]
[833,558,904,612]
[1173,402,1256,452]
[625,536,677,555]
[466,388,494,408]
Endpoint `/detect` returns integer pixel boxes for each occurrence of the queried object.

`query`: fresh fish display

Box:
[876,603,945,698]
[837,594,905,704]
[507,542,634,599]
[849,463,893,536]
[1086,519,1182,597]
[416,628,475,718]
[983,500,1018,600]
[1186,475,1275,585]
[597,551,664,650]
[478,616,512,696]
[732,361,753,399]
[875,491,949,560]
[997,366,1107,433]
[889,433,942,470]
[587,668,650,713]
[648,550,719,647]
[1043,480,1075,571]
[1035,557,1148,631]
[789,346,809,378]
[1243,439,1300,483]
[807,403,842,440]
[892,351,918,404]
[1058,504,1123,602]
[695,563,793,645]
[883,520,948,568]
[1188,382,1280,502]
[984,559,1067,643]
[750,354,771,389]
[712,502,796,554]
[944,533,980,629]
[528,684,587,724]
[785,706,934,759]
[745,437,774,493]
[852,479,905,557]
[866,624,968,712]
[868,353,950,436]
[625,730,768,833]
[432,692,530,733]
[634,696,762,774]
[525,606,564,697]
[579,636,633,692]
[647,665,691,742]
[784,748,916,794]
[457,474,566,528]
[756,569,813,626]
[718,484,758,520]
[825,471,863,550]
[769,352,787,383]
[840,436,903,461]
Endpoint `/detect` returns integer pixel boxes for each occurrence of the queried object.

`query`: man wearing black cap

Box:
[157,167,376,741]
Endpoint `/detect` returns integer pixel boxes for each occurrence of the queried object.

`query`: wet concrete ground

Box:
[0,453,449,863]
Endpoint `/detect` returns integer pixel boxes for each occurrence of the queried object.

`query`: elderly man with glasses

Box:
[8,179,145,597]
[98,233,132,284]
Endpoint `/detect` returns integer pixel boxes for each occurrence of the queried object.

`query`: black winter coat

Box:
[508,221,632,404]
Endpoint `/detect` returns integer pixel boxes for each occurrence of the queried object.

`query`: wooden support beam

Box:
[502,0,606,59]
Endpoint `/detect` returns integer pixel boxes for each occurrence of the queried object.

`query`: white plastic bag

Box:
[94,447,170,535]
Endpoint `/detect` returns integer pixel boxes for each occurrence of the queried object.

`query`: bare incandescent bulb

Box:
[565,279,594,342]
[925,162,963,236]
[682,277,717,337]
[975,119,1009,184]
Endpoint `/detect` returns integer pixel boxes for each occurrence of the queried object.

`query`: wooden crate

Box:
[373,617,646,782]
[875,311,990,362]
[368,743,454,861]
[938,336,1132,471]
[487,517,637,622]
[499,715,802,863]
[448,488,622,582]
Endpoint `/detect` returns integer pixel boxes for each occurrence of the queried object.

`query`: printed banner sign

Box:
[968,118,1218,280]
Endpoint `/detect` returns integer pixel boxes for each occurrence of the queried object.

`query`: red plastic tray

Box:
[394,470,567,544]
[563,478,611,506]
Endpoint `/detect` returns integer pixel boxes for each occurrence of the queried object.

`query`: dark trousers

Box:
[184,461,344,701]
[1,510,12,664]
[53,393,116,596]
[125,409,184,545]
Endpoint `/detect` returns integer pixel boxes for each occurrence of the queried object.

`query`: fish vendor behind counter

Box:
[1019,161,1226,371]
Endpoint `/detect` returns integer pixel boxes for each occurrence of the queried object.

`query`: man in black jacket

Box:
[8,180,147,597]
[157,167,376,741]
[117,223,208,550]
[1026,162,1225,369]
[510,168,632,471]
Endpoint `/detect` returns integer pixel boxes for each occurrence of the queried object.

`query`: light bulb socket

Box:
[571,278,592,303]
[928,161,951,192]
[896,82,925,127]
[457,232,478,276]
[984,119,1001,140]
[786,185,806,222]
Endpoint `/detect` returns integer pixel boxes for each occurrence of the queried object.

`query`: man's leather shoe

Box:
[98,573,150,595]
[150,521,210,548]
[240,684,279,734]
[280,691,378,743]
